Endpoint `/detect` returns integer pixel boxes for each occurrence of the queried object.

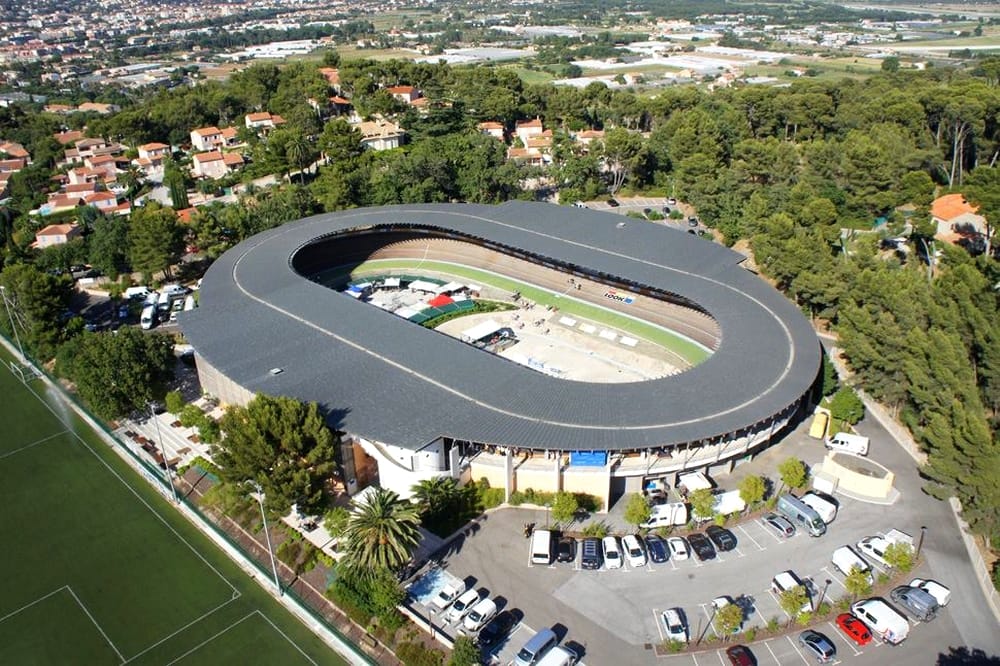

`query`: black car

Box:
[607,199,620,208]
[687,216,699,227]
[580,537,603,570]
[706,525,738,552]
[687,532,717,561]
[556,536,577,563]
[645,534,669,563]
[477,610,517,650]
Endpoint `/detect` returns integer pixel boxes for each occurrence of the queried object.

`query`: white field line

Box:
[0,587,67,624]
[20,381,239,596]
[0,429,68,460]
[257,611,320,665]
[66,586,126,663]
[122,594,240,664]
[163,612,257,666]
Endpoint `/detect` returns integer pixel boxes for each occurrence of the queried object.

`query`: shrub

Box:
[448,636,481,666]
[877,572,890,585]
[992,560,1000,592]
[164,390,184,415]
[795,611,813,626]
[713,514,727,526]
[508,491,526,506]
[178,403,205,428]
[767,617,780,632]
[551,491,579,522]
[665,639,685,653]
[581,522,609,538]
[397,641,445,666]
[829,386,865,424]
[884,542,915,572]
[743,628,757,642]
[324,507,350,538]
[623,493,651,527]
[777,457,807,491]
[574,493,601,513]
[689,488,715,521]
[738,474,766,507]
[198,418,220,444]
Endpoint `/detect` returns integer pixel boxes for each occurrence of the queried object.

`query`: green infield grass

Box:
[0,352,351,666]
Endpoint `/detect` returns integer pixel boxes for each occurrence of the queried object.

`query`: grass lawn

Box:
[504,66,556,85]
[0,353,350,666]
[348,258,712,366]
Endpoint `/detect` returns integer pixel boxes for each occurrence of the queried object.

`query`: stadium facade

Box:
[182,202,821,507]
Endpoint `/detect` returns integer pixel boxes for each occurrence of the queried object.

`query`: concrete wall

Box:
[470,460,507,490]
[821,452,895,500]
[562,468,610,510]
[195,354,254,407]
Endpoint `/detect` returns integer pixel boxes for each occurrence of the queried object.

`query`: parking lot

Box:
[433,416,1000,665]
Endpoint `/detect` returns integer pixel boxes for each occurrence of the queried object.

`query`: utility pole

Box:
[1,285,28,362]
[149,403,178,503]
[248,481,282,596]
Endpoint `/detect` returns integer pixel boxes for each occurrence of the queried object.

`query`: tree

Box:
[0,263,74,360]
[778,586,810,626]
[689,487,716,521]
[323,506,350,538]
[881,57,900,73]
[777,458,808,493]
[714,602,743,639]
[844,566,872,599]
[599,127,645,195]
[128,201,185,281]
[448,636,481,666]
[163,157,190,209]
[829,387,865,425]
[285,133,314,185]
[884,542,915,571]
[164,390,184,415]
[623,493,652,527]
[214,395,336,515]
[341,487,421,574]
[738,475,766,508]
[88,216,130,279]
[411,476,460,523]
[550,491,579,523]
[54,327,174,420]
[820,353,839,397]
[963,165,1000,256]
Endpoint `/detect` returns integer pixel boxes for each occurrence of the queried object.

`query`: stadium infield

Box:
[348,258,712,365]
[0,354,347,666]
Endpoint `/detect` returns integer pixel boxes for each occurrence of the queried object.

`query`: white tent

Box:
[678,471,712,492]
[437,281,465,294]
[383,277,400,288]
[409,280,439,293]
[461,319,504,343]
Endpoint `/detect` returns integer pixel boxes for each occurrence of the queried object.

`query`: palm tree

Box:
[411,476,458,518]
[342,487,421,574]
[285,135,312,185]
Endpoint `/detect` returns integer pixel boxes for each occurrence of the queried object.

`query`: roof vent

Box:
[269,367,284,376]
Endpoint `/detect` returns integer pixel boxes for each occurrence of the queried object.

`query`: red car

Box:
[725,645,756,666]
[836,612,873,646]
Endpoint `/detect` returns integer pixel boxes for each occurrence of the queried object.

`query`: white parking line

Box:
[785,634,811,665]
[736,525,765,551]
[758,519,786,544]
[733,546,746,559]
[767,589,793,620]
[652,608,665,643]
[822,567,847,590]
[761,639,781,665]
[716,649,726,665]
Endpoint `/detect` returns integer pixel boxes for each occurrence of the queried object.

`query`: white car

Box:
[660,608,688,643]
[910,578,951,606]
[622,534,647,568]
[430,580,466,611]
[444,588,481,624]
[602,536,623,569]
[857,536,893,569]
[667,537,689,561]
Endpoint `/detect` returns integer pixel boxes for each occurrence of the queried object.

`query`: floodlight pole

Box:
[0,285,28,362]
[249,481,282,596]
[150,403,178,503]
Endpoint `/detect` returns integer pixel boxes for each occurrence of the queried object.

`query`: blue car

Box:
[644,534,669,563]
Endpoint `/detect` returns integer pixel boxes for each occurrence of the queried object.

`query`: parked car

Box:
[687,533,717,561]
[687,217,699,227]
[463,597,498,633]
[580,537,603,570]
[724,645,756,666]
[477,610,517,651]
[856,536,893,569]
[622,534,647,567]
[890,585,939,621]
[602,536,623,569]
[645,535,669,563]
[444,588,482,624]
[660,607,688,643]
[706,525,737,551]
[667,536,689,561]
[798,629,836,663]
[763,513,796,538]
[556,536,577,563]
[909,578,951,606]
[430,580,467,611]
[835,613,872,646]
[667,197,678,205]
[606,199,620,208]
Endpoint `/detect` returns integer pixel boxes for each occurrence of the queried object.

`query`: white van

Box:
[462,597,497,633]
[124,286,151,300]
[771,570,811,614]
[531,529,553,565]
[800,492,837,523]
[140,305,157,330]
[535,645,578,666]
[832,546,873,583]
[851,598,910,644]
[826,432,869,456]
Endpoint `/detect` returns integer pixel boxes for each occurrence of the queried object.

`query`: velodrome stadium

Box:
[182,202,821,507]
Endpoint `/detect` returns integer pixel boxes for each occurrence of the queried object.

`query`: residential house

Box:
[356,119,405,151]
[506,147,546,167]
[191,151,244,179]
[76,102,119,114]
[43,103,74,114]
[319,67,341,92]
[85,190,119,212]
[220,126,240,147]
[515,117,544,146]
[84,154,119,180]
[525,130,553,154]
[53,129,84,145]
[574,129,605,148]
[244,112,285,133]
[932,193,987,238]
[34,223,82,248]
[0,157,27,173]
[0,141,29,159]
[67,167,105,186]
[477,122,505,141]
[329,95,352,116]
[138,142,170,161]
[191,127,224,152]
[387,85,422,104]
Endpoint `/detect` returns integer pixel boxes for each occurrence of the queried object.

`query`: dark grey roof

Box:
[182,202,820,451]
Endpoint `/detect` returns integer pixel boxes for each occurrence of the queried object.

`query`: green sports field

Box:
[0,353,351,665]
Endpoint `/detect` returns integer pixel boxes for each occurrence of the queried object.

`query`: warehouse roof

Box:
[182,202,820,451]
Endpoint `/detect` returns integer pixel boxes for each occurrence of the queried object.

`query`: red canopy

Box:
[427,294,454,308]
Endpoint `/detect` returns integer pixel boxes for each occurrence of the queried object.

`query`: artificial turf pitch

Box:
[0,358,349,666]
